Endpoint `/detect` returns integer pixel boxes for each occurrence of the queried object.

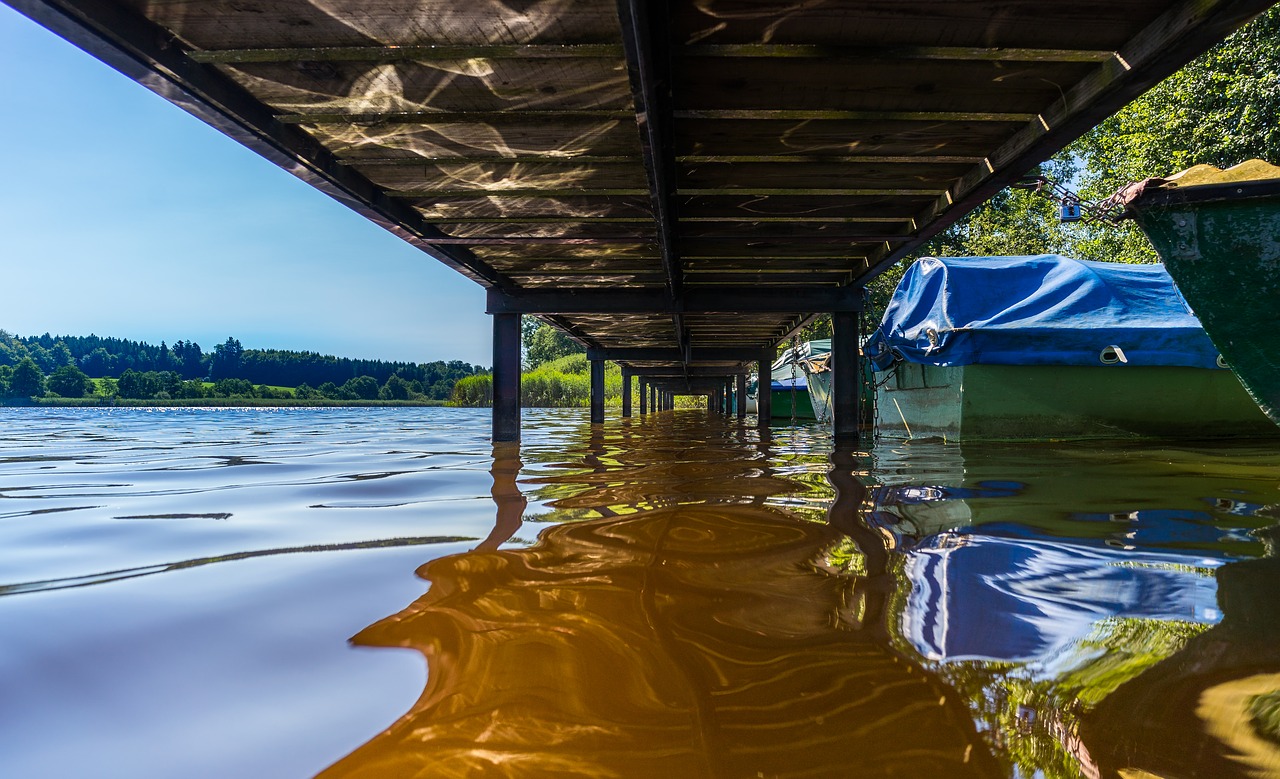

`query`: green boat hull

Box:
[1128,178,1280,425]
[876,363,1275,441]
[771,386,816,420]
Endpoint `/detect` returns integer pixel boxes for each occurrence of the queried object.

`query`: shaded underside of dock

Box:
[7,0,1276,435]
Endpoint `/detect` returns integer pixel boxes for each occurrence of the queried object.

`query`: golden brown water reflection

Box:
[320,418,994,778]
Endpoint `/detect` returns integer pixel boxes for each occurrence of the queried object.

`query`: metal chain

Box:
[789,335,800,426]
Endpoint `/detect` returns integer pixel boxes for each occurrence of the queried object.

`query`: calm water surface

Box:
[2,407,1279,777]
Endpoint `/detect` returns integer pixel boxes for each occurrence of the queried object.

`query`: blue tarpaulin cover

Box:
[865,255,1223,371]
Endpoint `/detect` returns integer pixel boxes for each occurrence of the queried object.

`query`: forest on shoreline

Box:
[0,331,484,406]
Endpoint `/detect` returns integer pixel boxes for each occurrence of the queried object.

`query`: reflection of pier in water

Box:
[319,430,998,778]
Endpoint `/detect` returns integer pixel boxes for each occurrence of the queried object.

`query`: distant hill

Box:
[0,330,486,402]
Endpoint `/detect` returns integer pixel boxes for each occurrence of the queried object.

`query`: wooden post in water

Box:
[833,310,861,442]
[737,373,747,418]
[638,378,647,414]
[621,368,632,418]
[590,358,605,424]
[756,352,772,428]
[491,313,521,442]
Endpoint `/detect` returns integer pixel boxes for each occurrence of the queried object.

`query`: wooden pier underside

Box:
[7,0,1276,390]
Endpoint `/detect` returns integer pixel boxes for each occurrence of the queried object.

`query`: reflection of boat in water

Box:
[871,439,1280,777]
[863,255,1275,440]
[902,532,1221,664]
[1113,159,1280,427]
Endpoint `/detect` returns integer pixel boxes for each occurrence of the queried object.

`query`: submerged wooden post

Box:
[724,380,733,414]
[737,373,747,418]
[638,377,647,414]
[590,358,605,424]
[833,310,862,441]
[491,313,522,442]
[621,368,632,418]
[756,352,772,428]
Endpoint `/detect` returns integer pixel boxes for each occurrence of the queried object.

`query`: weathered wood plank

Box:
[314,119,641,160]
[675,58,1094,114]
[679,161,971,189]
[219,59,631,114]
[672,0,1170,50]
[361,161,649,191]
[682,44,1114,61]
[674,118,1021,156]
[122,0,623,49]
[674,109,1038,122]
[191,44,625,63]
[408,195,654,220]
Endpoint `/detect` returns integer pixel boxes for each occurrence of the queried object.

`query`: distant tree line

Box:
[0,331,486,402]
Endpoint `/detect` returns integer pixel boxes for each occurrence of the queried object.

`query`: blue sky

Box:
[0,6,493,366]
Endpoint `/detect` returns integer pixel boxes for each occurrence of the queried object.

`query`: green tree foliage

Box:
[524,322,585,369]
[212,378,256,398]
[209,337,244,380]
[340,375,380,400]
[117,370,183,400]
[379,374,413,400]
[0,331,484,401]
[8,357,45,398]
[47,365,94,398]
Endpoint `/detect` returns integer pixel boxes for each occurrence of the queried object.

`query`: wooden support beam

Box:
[342,155,642,166]
[590,358,605,424]
[279,110,633,124]
[681,44,1115,63]
[424,236,656,245]
[390,188,651,198]
[621,368,633,418]
[492,313,521,442]
[832,311,861,442]
[616,0,686,371]
[681,216,914,224]
[189,44,625,64]
[757,353,773,429]
[673,109,1036,123]
[676,155,985,164]
[627,366,746,378]
[587,346,766,362]
[486,286,862,314]
[431,217,658,224]
[677,188,943,197]
[737,374,748,419]
[638,377,648,414]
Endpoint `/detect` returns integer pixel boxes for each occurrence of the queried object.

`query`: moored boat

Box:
[863,255,1275,441]
[760,339,829,420]
[1111,159,1280,426]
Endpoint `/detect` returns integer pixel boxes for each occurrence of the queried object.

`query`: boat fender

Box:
[1099,345,1128,364]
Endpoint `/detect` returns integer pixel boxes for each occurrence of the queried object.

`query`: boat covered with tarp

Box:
[864,255,1274,440]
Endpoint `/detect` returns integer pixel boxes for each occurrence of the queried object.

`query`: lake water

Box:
[2,407,1279,778]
